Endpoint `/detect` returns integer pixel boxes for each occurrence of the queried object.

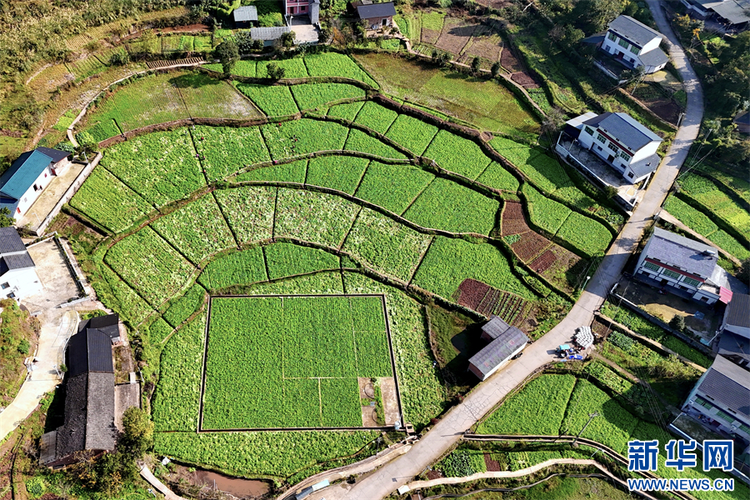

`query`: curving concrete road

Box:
[308,4,703,499]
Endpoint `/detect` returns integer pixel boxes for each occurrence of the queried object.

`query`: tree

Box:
[491,61,501,78]
[109,51,130,66]
[0,208,13,228]
[266,62,285,80]
[739,258,750,285]
[471,57,481,75]
[669,315,686,332]
[280,30,296,48]
[120,407,154,459]
[214,39,239,76]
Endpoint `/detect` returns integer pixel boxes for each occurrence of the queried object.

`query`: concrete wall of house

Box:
[602,31,663,74]
[641,37,662,54]
[286,0,308,15]
[0,267,43,300]
[688,392,750,442]
[365,16,392,30]
[15,165,53,218]
[630,141,659,163]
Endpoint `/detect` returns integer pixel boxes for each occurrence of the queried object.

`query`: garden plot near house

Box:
[303,52,379,87]
[676,173,750,243]
[257,58,309,79]
[435,17,477,56]
[201,295,397,429]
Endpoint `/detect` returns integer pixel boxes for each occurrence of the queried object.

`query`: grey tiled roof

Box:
[711,0,750,24]
[726,293,750,329]
[638,47,668,68]
[608,15,663,48]
[0,227,27,254]
[251,26,291,41]
[55,373,88,460]
[583,112,662,151]
[233,5,258,22]
[85,372,116,451]
[2,252,35,270]
[628,153,661,178]
[357,2,396,19]
[79,313,120,340]
[718,332,750,362]
[697,355,750,420]
[469,326,528,377]
[67,329,114,377]
[646,228,717,278]
[481,315,512,340]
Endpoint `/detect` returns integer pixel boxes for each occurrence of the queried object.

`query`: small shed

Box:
[251,26,292,43]
[468,318,529,381]
[233,6,258,28]
[356,2,397,30]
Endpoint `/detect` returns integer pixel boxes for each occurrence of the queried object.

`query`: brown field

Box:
[462,26,503,63]
[435,17,477,54]
[511,72,540,88]
[512,231,551,262]
[500,46,523,72]
[421,28,441,45]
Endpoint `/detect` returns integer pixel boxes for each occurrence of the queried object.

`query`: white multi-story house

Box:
[635,228,738,305]
[601,15,669,74]
[0,147,71,221]
[566,111,663,184]
[0,226,42,300]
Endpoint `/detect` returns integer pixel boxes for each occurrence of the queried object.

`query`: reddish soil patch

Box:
[501,201,528,236]
[511,230,551,262]
[456,278,490,310]
[529,249,557,273]
[592,317,612,336]
[477,287,501,316]
[427,469,444,480]
[511,71,540,88]
[435,18,478,55]
[500,46,523,72]
[463,28,502,62]
[0,129,23,138]
[540,245,587,293]
[484,453,502,471]
[421,28,441,45]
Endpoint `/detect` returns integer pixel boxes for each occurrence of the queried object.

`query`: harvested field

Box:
[511,72,540,89]
[529,249,556,274]
[462,26,503,63]
[456,278,529,327]
[455,278,490,311]
[650,100,680,124]
[422,29,441,45]
[484,453,502,472]
[500,46,523,73]
[435,18,477,55]
[500,201,527,236]
[511,230,551,262]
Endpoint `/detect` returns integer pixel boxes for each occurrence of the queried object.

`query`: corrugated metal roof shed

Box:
[233,5,258,22]
[0,227,27,254]
[0,150,53,200]
[469,326,529,377]
[251,26,291,41]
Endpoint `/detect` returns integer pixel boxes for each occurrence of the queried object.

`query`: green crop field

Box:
[198,248,268,291]
[207,60,257,77]
[354,101,399,134]
[403,178,499,234]
[235,159,308,184]
[202,295,394,429]
[214,186,276,244]
[303,52,378,87]
[306,155,369,194]
[476,161,520,192]
[163,283,207,328]
[235,83,299,116]
[344,128,407,159]
[385,114,438,155]
[291,82,365,111]
[257,57,309,79]
[264,243,340,279]
[69,166,153,233]
[327,101,365,121]
[262,119,349,159]
[555,212,612,257]
[423,130,491,179]
[354,161,435,214]
[679,172,750,237]
[193,125,271,181]
[100,129,205,207]
[523,184,571,234]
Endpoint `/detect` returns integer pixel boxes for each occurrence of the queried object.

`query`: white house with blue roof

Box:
[567,111,663,184]
[0,147,71,221]
[601,15,668,74]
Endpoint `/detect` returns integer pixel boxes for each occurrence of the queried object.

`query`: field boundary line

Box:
[211,190,242,250]
[406,236,435,287]
[260,246,272,282]
[351,159,371,196]
[399,176,436,217]
[338,206,362,252]
[197,297,213,432]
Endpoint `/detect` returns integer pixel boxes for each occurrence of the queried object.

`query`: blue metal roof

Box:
[0,150,53,201]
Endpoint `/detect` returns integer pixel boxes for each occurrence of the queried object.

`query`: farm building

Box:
[600,15,668,74]
[283,0,320,24]
[78,313,122,344]
[682,355,750,450]
[0,147,71,220]
[681,0,749,32]
[251,26,292,43]
[40,326,117,467]
[634,228,743,305]
[233,5,258,28]
[356,2,397,30]
[468,316,529,381]
[0,226,42,300]
[563,111,662,184]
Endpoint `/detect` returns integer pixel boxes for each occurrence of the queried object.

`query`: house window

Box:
[701,296,709,302]
[695,397,712,409]
[607,142,619,153]
[619,151,631,162]
[7,292,14,299]
[607,32,617,42]
[739,423,750,434]
[662,269,680,279]
[629,45,641,54]
[0,283,8,289]
[627,172,634,179]
[715,409,735,424]
[584,126,594,136]
[618,38,629,48]
[643,262,660,272]
[301,5,306,11]
[596,133,606,144]
[683,277,701,287]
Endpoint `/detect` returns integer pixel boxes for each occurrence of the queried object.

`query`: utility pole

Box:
[573,412,599,446]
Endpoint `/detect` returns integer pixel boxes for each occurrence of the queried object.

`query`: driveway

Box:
[307,2,704,498]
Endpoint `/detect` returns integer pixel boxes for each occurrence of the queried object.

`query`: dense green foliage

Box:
[264,243,340,279]
[306,155,369,194]
[423,130,491,179]
[354,162,434,214]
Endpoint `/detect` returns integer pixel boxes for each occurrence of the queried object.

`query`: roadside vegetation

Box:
[0,299,40,406]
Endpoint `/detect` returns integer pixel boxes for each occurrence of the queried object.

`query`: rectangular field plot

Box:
[201,295,399,430]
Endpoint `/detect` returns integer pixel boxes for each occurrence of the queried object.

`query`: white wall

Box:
[0,267,43,300]
[630,141,660,163]
[15,166,53,218]
[640,36,662,54]
[602,30,662,74]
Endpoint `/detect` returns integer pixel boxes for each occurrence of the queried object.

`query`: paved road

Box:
[310,4,704,499]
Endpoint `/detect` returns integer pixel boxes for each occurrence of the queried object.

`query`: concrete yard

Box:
[17,162,85,233]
